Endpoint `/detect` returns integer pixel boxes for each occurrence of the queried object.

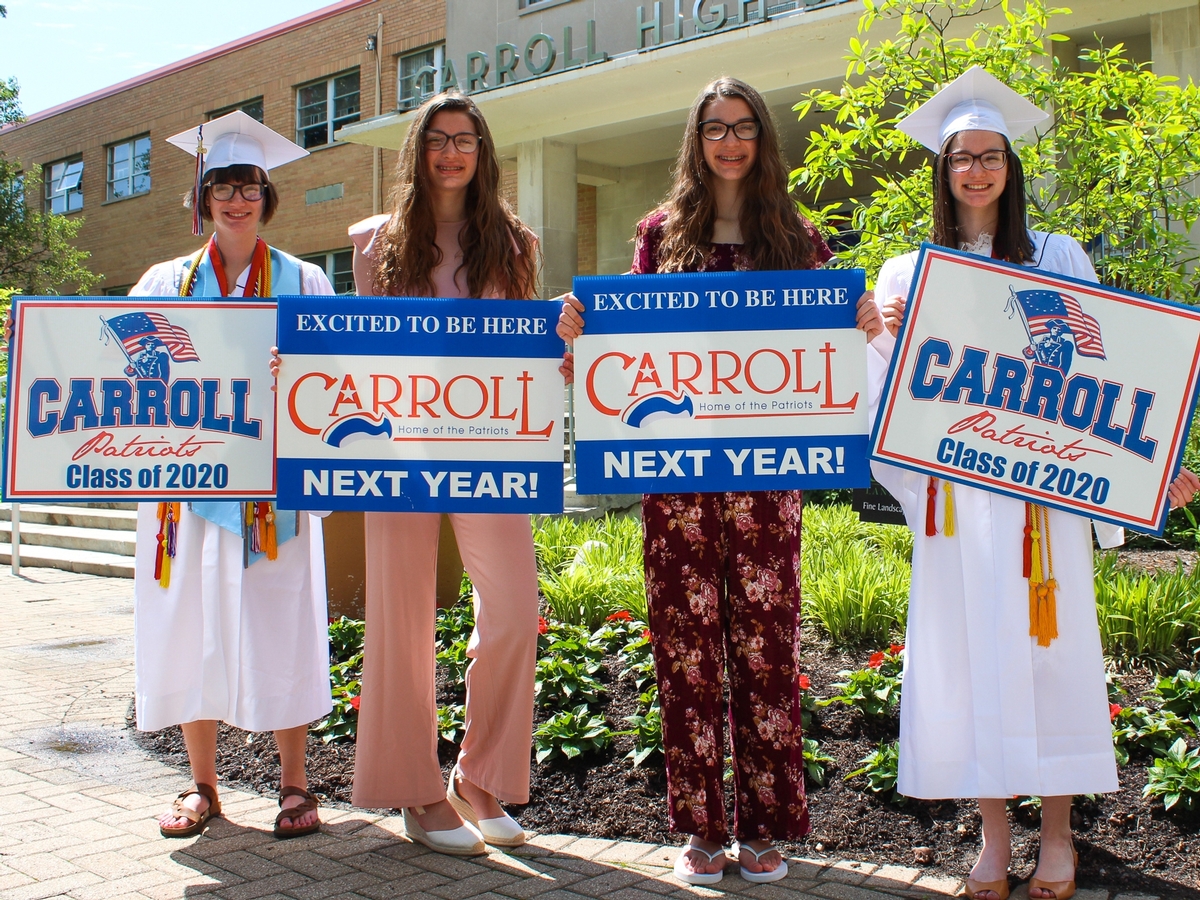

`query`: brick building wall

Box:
[0,0,445,292]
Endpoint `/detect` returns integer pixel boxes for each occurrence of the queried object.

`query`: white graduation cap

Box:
[166,110,308,174]
[166,110,308,235]
[896,65,1050,153]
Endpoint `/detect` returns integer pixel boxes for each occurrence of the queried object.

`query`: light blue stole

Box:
[182,243,303,567]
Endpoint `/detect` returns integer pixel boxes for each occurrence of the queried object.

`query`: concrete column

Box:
[518,139,578,298]
[1150,2,1200,81]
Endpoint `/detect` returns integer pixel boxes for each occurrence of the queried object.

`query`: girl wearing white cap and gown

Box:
[863,67,1200,900]
[129,111,334,839]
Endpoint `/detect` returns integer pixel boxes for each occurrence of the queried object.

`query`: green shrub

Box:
[313,616,365,743]
[1143,737,1200,815]
[820,646,904,719]
[802,506,911,646]
[438,703,465,743]
[1153,670,1200,720]
[803,737,835,787]
[1113,705,1196,765]
[845,739,905,804]
[1094,555,1200,666]
[534,704,614,763]
[534,654,605,708]
[624,686,663,767]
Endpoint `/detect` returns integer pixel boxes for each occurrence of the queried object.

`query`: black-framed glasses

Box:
[208,182,266,201]
[945,150,1008,172]
[699,119,761,141]
[424,130,480,153]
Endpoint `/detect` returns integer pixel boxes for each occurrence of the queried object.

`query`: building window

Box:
[44,156,83,214]
[301,249,355,294]
[106,136,151,202]
[3,171,24,217]
[103,284,132,296]
[398,45,444,111]
[296,70,360,149]
[210,97,264,122]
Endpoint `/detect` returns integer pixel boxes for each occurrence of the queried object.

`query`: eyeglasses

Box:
[699,119,761,141]
[945,150,1008,172]
[208,182,266,201]
[424,130,480,153]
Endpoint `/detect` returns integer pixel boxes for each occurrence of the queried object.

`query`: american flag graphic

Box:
[1012,289,1106,359]
[103,312,201,363]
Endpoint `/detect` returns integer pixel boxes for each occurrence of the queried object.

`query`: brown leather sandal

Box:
[1028,846,1077,900]
[274,785,321,839]
[160,783,220,838]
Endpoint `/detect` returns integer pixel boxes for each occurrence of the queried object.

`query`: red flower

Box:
[607,610,633,622]
[349,696,360,711]
[1109,702,1122,722]
[798,674,811,691]
[868,651,885,668]
[642,627,652,641]
[890,643,905,655]
[538,616,548,635]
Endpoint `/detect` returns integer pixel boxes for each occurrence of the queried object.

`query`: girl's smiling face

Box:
[699,96,759,183]
[945,129,1008,214]
[423,110,479,197]
[208,179,263,238]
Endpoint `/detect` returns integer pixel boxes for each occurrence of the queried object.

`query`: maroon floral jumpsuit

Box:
[632,210,831,844]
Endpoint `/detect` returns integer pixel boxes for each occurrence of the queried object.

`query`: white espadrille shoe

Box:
[402,807,486,857]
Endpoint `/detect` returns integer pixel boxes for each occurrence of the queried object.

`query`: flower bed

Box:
[132,508,1200,898]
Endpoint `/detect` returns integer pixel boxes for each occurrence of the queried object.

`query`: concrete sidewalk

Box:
[0,568,1134,900]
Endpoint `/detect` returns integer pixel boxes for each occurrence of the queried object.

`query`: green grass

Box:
[1094,553,1200,667]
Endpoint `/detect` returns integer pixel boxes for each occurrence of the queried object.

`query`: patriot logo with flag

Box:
[100,312,200,381]
[1005,287,1106,376]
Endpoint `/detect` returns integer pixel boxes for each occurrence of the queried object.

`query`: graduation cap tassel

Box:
[942,481,955,537]
[925,476,938,537]
[192,125,206,237]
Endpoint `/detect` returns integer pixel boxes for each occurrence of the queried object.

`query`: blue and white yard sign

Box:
[275,296,564,513]
[4,297,277,501]
[572,270,870,494]
[872,245,1200,534]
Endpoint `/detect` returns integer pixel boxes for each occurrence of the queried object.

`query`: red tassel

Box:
[1022,502,1033,578]
[925,476,938,537]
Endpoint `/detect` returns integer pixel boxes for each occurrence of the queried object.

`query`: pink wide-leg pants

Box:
[352,512,539,808]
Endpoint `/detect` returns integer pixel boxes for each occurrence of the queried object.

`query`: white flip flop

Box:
[673,843,728,885]
[733,842,789,883]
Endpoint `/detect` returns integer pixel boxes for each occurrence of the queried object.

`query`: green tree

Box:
[0,4,99,300]
[793,0,1200,301]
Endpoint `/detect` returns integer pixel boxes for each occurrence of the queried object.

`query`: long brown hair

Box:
[373,91,538,298]
[653,77,818,273]
[931,134,1034,264]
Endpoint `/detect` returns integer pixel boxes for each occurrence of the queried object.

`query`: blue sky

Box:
[2,1,340,116]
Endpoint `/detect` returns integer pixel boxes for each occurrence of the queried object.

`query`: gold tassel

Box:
[1027,506,1059,646]
[942,481,955,537]
[264,504,277,560]
[159,550,171,589]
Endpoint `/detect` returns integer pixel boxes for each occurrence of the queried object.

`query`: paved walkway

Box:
[0,568,1138,900]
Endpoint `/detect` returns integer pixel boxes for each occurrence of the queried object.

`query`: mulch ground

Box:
[130,547,1200,900]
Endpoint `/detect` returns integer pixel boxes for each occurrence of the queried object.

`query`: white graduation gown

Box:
[129,255,335,733]
[868,232,1121,799]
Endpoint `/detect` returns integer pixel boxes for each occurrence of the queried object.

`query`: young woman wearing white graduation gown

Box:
[129,113,333,839]
[863,68,1199,900]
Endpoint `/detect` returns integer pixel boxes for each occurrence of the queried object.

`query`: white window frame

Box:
[300,249,355,294]
[106,135,151,202]
[44,156,83,215]
[397,44,444,111]
[296,70,361,149]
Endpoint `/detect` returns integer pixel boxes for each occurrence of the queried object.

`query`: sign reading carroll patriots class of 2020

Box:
[275,296,563,513]
[4,298,278,501]
[572,270,871,494]
[872,245,1200,534]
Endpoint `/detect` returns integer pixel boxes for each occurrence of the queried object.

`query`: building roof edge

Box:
[2,0,377,133]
